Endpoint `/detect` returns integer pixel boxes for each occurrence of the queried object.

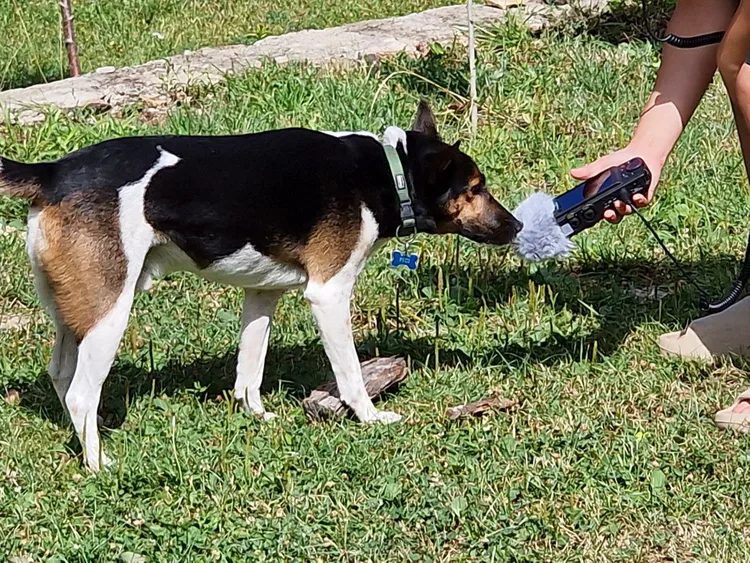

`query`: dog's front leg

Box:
[304,280,402,424]
[234,289,283,420]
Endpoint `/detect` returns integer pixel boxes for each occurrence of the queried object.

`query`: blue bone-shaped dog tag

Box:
[390,250,419,270]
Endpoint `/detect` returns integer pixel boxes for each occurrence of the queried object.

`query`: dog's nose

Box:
[512,219,523,236]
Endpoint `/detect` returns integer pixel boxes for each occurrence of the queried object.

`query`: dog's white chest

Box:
[200,244,308,289]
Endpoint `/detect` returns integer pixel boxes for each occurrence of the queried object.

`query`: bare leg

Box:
[712,50,750,426]
[660,55,750,362]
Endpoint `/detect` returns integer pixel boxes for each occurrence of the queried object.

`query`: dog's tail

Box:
[0,156,50,204]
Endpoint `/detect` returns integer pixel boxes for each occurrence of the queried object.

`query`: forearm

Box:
[630,0,739,163]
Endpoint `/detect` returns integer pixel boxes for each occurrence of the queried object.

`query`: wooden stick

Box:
[467,0,478,136]
[59,0,81,77]
[303,357,408,421]
[446,397,518,420]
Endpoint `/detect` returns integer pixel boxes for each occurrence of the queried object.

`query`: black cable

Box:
[703,232,750,314]
[622,195,711,309]
[641,0,725,49]
[618,188,750,315]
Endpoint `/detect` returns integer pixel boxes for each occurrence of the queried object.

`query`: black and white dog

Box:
[0,102,521,470]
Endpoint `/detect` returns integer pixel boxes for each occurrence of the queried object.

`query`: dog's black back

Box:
[143,130,400,267]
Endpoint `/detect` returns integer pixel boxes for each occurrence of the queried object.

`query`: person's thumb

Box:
[570,153,620,181]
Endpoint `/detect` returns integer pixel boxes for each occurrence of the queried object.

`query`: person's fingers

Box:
[646,174,660,201]
[570,153,621,180]
[605,214,622,224]
[570,162,606,180]
[613,200,631,216]
[632,193,649,207]
[604,209,620,223]
[570,166,593,180]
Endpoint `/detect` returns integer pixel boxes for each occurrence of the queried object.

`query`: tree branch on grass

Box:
[59,0,81,77]
[467,0,478,135]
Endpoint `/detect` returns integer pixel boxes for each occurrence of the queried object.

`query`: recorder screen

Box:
[554,169,616,213]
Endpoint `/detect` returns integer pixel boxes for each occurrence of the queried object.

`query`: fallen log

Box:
[303,356,407,421]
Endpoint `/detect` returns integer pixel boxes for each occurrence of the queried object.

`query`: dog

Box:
[0,101,521,470]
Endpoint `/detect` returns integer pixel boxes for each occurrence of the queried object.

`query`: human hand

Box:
[570,147,662,223]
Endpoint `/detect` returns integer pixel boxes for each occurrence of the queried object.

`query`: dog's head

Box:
[404,102,521,246]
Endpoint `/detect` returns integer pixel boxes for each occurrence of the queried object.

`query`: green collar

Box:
[383,144,417,236]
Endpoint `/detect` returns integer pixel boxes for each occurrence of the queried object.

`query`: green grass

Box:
[3,21,750,562]
[0,0,454,91]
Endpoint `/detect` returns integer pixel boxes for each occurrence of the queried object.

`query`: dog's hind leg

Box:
[65,282,138,470]
[27,208,80,411]
[38,202,148,471]
[48,322,78,409]
[234,289,283,419]
[59,219,151,470]
[36,158,172,471]
[35,205,134,470]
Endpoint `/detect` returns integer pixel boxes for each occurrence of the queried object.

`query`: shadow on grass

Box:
[407,250,739,357]
[1,64,62,93]
[16,252,740,431]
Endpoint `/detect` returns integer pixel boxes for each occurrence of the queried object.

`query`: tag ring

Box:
[395,225,417,249]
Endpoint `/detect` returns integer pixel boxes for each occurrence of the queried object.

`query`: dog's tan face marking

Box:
[437,170,495,234]
[38,195,127,340]
[434,171,520,245]
[446,190,494,226]
[467,171,482,189]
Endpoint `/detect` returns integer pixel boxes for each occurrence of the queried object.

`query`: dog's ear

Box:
[412,101,439,140]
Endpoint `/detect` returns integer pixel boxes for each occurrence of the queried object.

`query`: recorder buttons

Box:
[582,207,596,221]
[625,158,644,172]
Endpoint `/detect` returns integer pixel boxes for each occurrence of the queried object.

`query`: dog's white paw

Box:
[243,406,277,421]
[86,450,115,473]
[101,451,116,468]
[363,410,402,424]
[235,393,275,420]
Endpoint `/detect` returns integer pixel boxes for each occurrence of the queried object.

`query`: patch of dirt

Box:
[0,312,34,332]
[0,223,26,240]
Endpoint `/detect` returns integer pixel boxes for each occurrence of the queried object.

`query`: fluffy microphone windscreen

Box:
[512,193,574,262]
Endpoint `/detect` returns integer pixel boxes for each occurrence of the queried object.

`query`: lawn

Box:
[0,0,454,91]
[2,17,750,562]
